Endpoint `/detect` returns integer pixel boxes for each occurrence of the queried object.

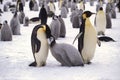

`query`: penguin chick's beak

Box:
[42,25,46,31]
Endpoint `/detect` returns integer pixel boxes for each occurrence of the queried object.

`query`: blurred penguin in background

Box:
[48,0,56,16]
[60,3,68,18]
[33,1,39,11]
[1,21,12,41]
[3,4,9,12]
[106,12,112,29]
[23,16,29,26]
[71,0,77,12]
[79,0,85,11]
[67,0,71,8]
[0,0,3,4]
[90,0,94,6]
[72,9,83,28]
[95,7,106,35]
[39,5,48,24]
[116,1,120,12]
[106,0,116,18]
[96,0,103,12]
[50,15,61,40]
[70,9,77,23]
[58,0,63,10]
[29,0,34,11]
[18,11,25,24]
[58,15,66,38]
[17,0,24,12]
[10,12,21,35]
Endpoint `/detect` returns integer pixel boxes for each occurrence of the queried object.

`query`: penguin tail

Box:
[98,36,116,42]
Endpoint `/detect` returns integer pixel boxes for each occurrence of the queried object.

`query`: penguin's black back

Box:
[31,24,42,53]
[78,18,85,53]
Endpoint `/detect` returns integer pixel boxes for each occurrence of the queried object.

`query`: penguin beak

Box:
[92,13,96,15]
[73,32,83,44]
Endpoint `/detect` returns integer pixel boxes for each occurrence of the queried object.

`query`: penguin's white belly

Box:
[96,12,106,33]
[82,19,97,63]
[35,30,49,67]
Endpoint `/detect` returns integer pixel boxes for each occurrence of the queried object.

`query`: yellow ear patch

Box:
[82,14,87,19]
[37,25,46,33]
[42,25,46,31]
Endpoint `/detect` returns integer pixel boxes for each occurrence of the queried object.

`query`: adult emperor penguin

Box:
[76,11,100,64]
[29,5,51,67]
[95,7,106,35]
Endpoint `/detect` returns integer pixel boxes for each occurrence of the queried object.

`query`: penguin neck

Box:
[85,18,92,27]
[50,40,56,48]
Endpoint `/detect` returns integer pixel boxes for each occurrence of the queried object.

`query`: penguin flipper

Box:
[73,32,83,44]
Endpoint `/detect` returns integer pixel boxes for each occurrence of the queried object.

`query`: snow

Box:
[0,0,120,80]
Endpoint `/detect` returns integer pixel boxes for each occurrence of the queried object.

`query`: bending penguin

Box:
[48,36,84,67]
[73,11,101,64]
[29,5,51,67]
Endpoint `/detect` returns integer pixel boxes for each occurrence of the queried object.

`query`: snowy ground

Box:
[0,0,120,80]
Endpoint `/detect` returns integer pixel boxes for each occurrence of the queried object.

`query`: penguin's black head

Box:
[4,20,7,24]
[82,11,95,19]
[99,7,103,11]
[14,11,17,17]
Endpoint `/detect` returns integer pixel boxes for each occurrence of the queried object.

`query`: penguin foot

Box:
[87,62,92,65]
[29,61,37,67]
[60,36,65,38]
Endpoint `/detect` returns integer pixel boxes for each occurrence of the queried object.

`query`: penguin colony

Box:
[0,0,117,67]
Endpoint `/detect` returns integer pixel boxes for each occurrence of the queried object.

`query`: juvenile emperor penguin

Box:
[10,12,21,35]
[29,5,51,67]
[1,20,12,41]
[50,15,61,40]
[76,11,100,64]
[58,15,66,38]
[95,7,106,35]
[18,11,25,24]
[48,36,84,67]
[23,16,29,26]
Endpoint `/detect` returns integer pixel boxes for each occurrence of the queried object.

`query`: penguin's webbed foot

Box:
[29,61,37,67]
[87,61,92,65]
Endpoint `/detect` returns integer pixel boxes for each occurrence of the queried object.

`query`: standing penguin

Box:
[18,11,25,24]
[76,11,99,64]
[60,4,68,18]
[58,15,66,38]
[116,1,120,12]
[10,12,21,35]
[1,21,12,41]
[95,7,106,35]
[29,0,34,11]
[48,36,84,66]
[23,16,29,26]
[29,5,51,67]
[50,15,61,40]
[106,12,112,29]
